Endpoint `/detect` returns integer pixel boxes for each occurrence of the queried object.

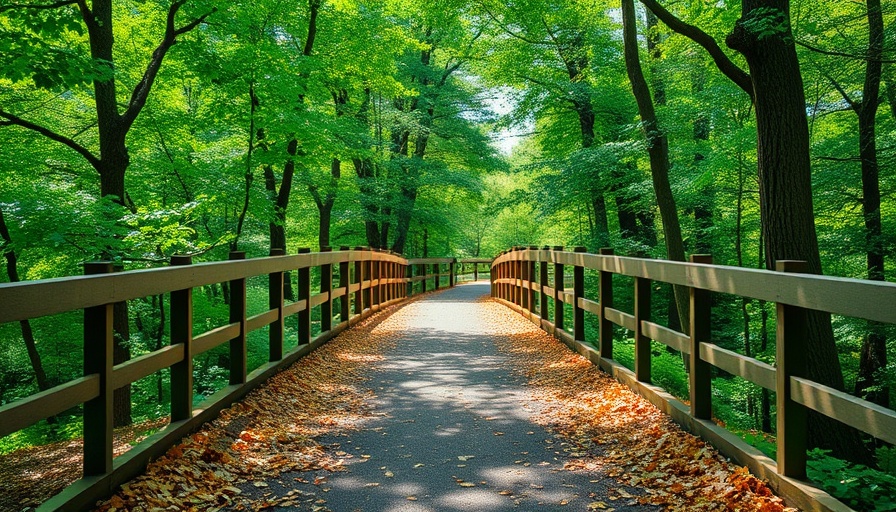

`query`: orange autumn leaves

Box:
[484,298,794,512]
[95,308,404,512]
[94,291,794,511]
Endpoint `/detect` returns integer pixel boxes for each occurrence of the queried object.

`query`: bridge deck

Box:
[92,283,791,512]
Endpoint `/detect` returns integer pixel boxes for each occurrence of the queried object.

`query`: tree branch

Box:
[796,39,896,64]
[476,2,553,46]
[515,73,570,99]
[639,0,754,100]
[823,72,859,111]
[0,110,101,170]
[816,155,861,162]
[120,2,216,131]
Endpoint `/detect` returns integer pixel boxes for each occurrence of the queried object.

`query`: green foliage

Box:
[740,7,792,42]
[807,449,896,512]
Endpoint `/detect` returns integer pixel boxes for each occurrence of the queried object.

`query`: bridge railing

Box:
[491,246,896,512]
[0,248,455,511]
[455,258,493,283]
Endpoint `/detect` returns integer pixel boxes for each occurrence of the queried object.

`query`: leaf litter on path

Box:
[94,302,409,511]
[482,296,796,512]
[91,290,796,512]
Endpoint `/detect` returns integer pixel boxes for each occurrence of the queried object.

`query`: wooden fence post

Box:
[776,260,809,479]
[540,247,549,322]
[450,260,456,287]
[354,247,364,316]
[268,249,285,362]
[598,248,614,359]
[320,247,333,331]
[553,246,564,333]
[83,261,113,476]
[297,248,311,346]
[364,251,373,309]
[634,272,652,384]
[339,247,351,324]
[689,254,713,420]
[372,255,381,308]
[170,255,194,421]
[521,250,530,312]
[383,261,395,302]
[474,263,479,282]
[573,247,586,343]
[528,247,538,316]
[229,251,248,384]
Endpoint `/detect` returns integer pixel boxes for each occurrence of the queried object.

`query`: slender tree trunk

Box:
[233,84,257,252]
[155,294,165,403]
[692,69,714,255]
[853,0,888,407]
[645,8,666,106]
[727,0,870,461]
[622,0,689,331]
[0,208,51,393]
[592,193,611,248]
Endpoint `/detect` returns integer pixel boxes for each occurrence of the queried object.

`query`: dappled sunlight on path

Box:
[90,282,794,512]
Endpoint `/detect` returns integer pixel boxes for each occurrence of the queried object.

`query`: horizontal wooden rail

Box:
[790,377,896,445]
[0,376,100,439]
[0,249,465,511]
[112,346,184,390]
[193,323,241,356]
[491,246,896,512]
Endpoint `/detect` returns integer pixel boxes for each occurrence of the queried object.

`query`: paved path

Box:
[307,283,654,511]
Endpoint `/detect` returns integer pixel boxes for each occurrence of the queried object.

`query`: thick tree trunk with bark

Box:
[2,0,211,426]
[310,157,339,250]
[622,0,689,331]
[727,0,869,461]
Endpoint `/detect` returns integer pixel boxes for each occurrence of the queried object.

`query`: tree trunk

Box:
[0,208,51,393]
[726,0,868,461]
[391,186,417,255]
[645,8,666,106]
[592,193,611,248]
[853,0,888,407]
[310,157,339,250]
[692,71,713,255]
[622,0,689,331]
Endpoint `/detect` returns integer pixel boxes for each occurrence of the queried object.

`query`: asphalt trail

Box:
[306,282,656,512]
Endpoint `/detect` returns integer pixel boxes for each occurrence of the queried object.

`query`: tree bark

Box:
[622,0,689,331]
[309,157,339,250]
[852,0,888,407]
[0,207,51,393]
[726,0,868,461]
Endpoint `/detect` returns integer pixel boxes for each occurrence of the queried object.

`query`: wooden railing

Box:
[491,246,896,512]
[455,258,493,283]
[0,248,457,511]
